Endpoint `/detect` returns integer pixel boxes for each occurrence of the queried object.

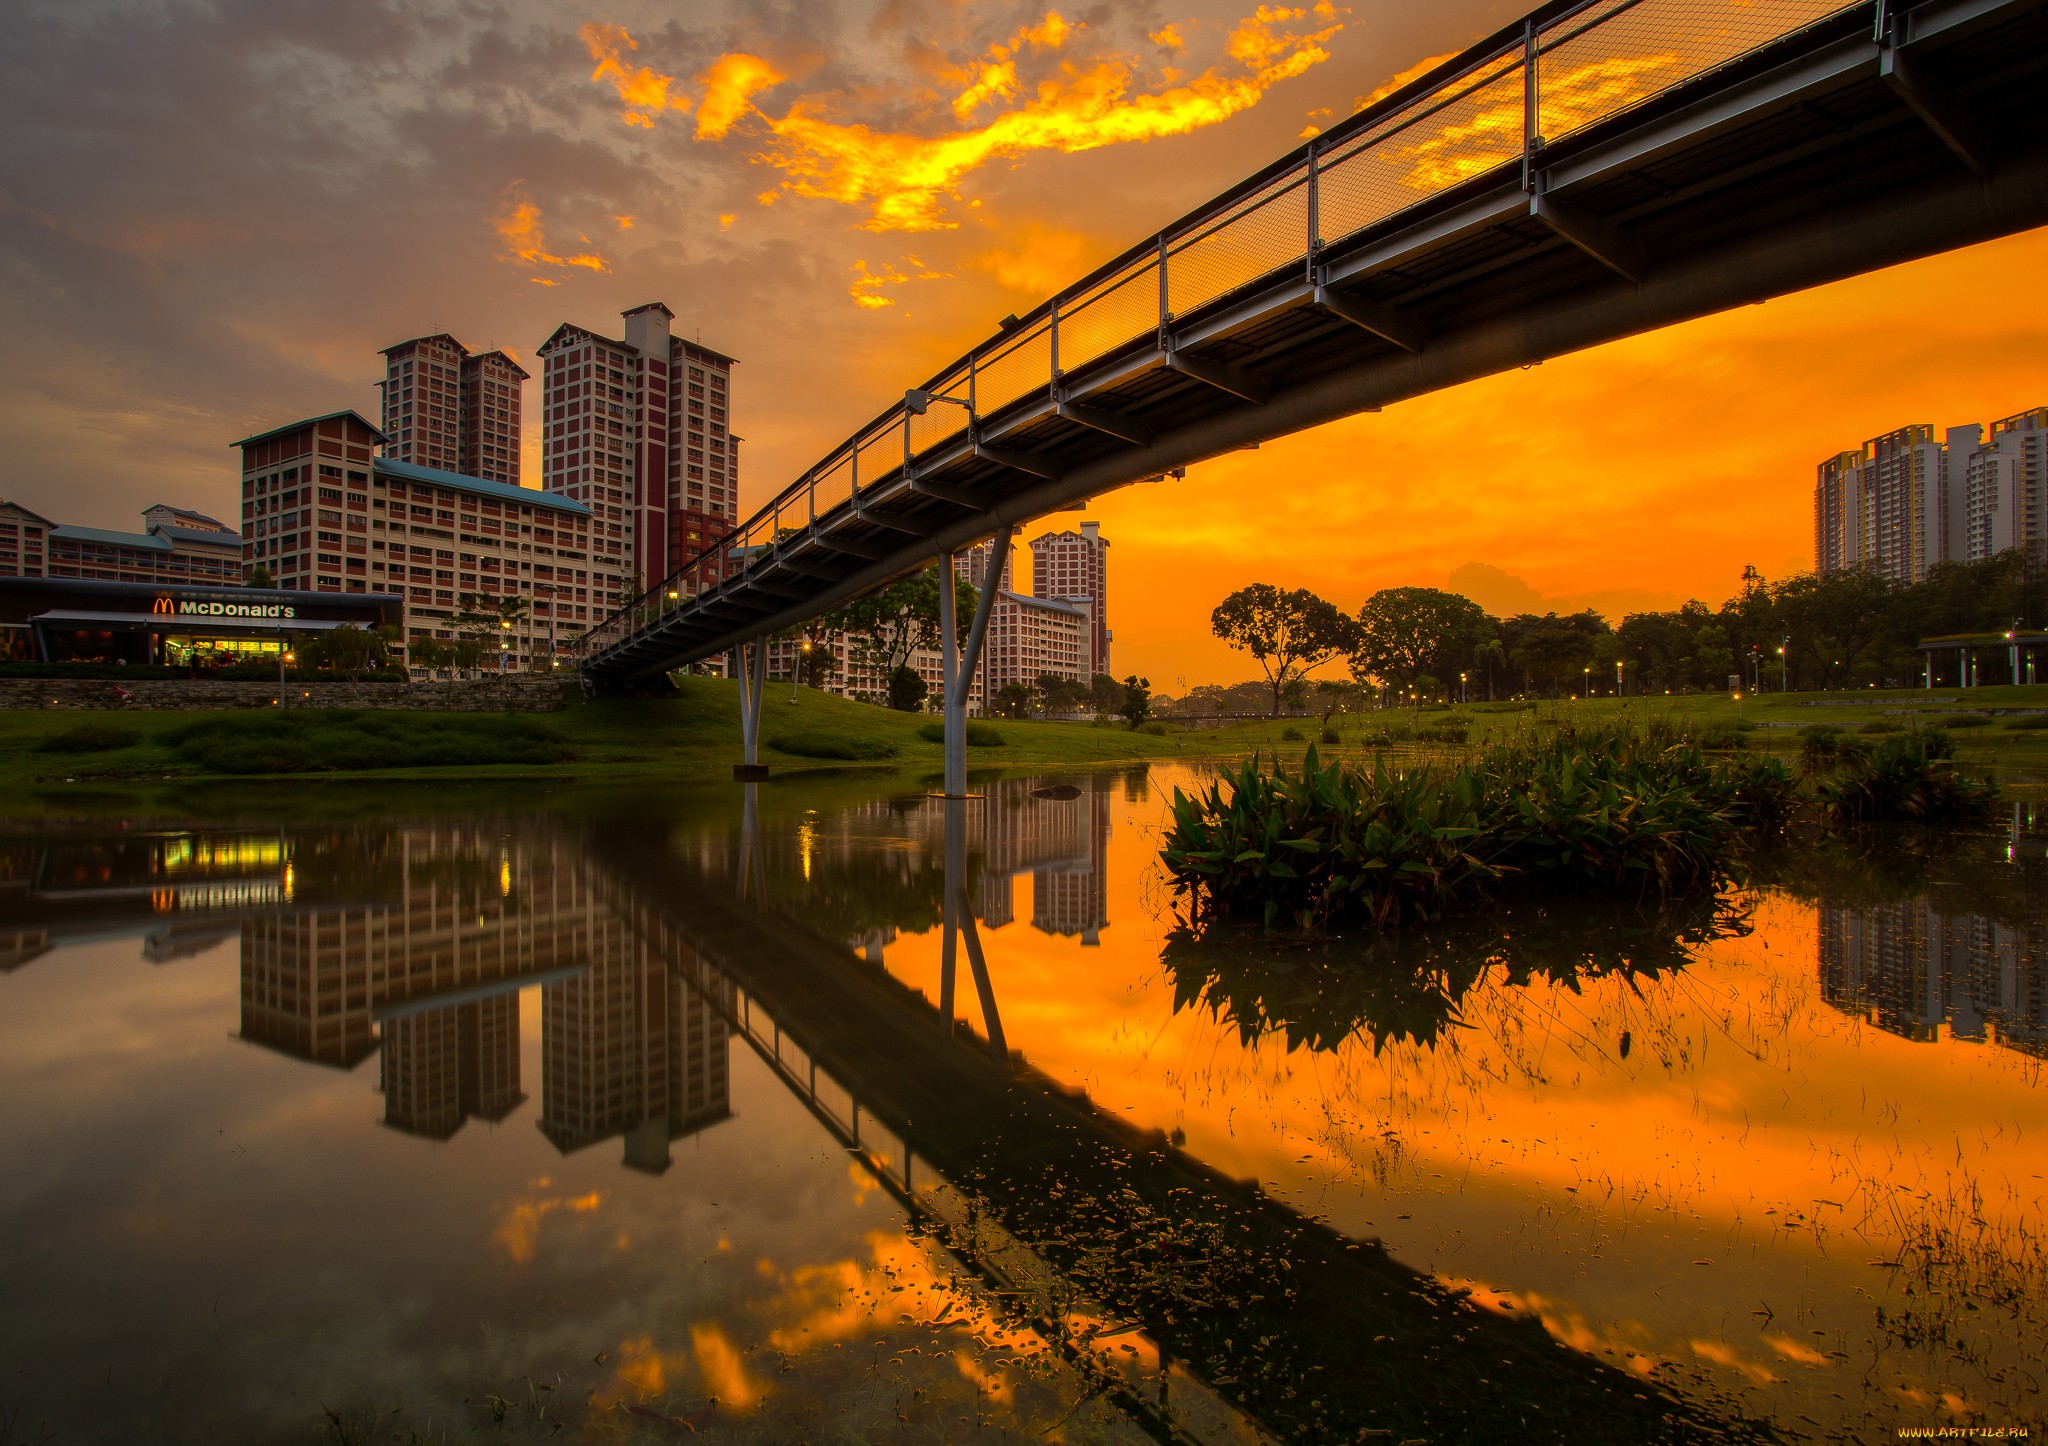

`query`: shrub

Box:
[1414,723,1469,744]
[1940,714,1993,729]
[1136,721,1170,736]
[2002,714,2048,730]
[1319,725,1341,745]
[1280,726,1306,742]
[768,732,899,761]
[915,721,1003,747]
[35,724,143,754]
[1812,727,1996,823]
[1798,724,1867,774]
[162,712,571,774]
[1858,719,1902,734]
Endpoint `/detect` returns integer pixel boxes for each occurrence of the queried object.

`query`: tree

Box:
[992,681,1037,718]
[1210,584,1356,717]
[1036,672,1090,715]
[246,563,274,589]
[299,624,382,679]
[453,591,530,677]
[1771,569,1896,689]
[1088,673,1125,718]
[1313,678,1364,721]
[825,566,976,685]
[408,636,450,673]
[1350,587,1494,691]
[887,666,928,712]
[1692,623,1736,689]
[1119,675,1152,728]
[1500,611,1609,696]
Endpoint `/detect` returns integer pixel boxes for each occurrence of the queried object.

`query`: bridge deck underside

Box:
[588,0,2048,683]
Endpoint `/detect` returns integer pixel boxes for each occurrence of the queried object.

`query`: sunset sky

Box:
[5,0,2047,688]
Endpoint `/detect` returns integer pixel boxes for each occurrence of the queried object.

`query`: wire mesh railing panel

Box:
[972,323,1055,417]
[1320,51,1527,249]
[1166,172,1312,317]
[905,372,974,458]
[1538,0,1862,143]
[1056,259,1161,375]
[814,451,855,511]
[855,426,903,494]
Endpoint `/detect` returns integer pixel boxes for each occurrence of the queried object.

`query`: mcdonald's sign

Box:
[151,596,174,616]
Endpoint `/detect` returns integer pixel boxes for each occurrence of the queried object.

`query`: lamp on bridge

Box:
[905,388,973,420]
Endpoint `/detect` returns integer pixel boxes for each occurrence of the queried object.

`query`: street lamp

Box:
[1459,671,1467,705]
[1582,665,1590,699]
[1615,658,1624,697]
[792,636,812,702]
[1778,637,1788,693]
[499,618,511,675]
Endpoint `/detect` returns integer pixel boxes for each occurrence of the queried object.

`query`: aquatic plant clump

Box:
[1812,727,1999,824]
[1161,729,1797,933]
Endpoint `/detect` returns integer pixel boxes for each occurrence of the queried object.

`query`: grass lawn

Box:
[3,677,2043,812]
[0,676,1198,795]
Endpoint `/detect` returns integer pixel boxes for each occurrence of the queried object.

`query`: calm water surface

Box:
[1,765,2044,1444]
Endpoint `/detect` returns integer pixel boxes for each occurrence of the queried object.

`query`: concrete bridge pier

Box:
[937,525,1012,799]
[733,636,768,781]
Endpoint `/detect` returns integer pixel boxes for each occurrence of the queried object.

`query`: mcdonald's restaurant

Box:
[0,578,401,667]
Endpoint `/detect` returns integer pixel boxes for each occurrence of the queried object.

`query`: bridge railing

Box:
[577,0,1867,668]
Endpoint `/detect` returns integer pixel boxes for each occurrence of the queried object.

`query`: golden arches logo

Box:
[151,596,174,615]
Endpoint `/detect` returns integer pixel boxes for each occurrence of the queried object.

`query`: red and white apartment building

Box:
[232,411,612,670]
[378,334,528,489]
[534,302,741,598]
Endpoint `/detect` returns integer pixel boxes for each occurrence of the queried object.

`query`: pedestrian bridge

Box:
[577,0,2048,708]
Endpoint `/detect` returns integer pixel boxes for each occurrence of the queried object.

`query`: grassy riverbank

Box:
[6,678,2048,803]
[0,675,1191,793]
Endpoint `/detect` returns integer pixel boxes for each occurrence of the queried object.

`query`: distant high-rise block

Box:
[378,334,528,488]
[1813,426,1957,582]
[1031,520,1110,676]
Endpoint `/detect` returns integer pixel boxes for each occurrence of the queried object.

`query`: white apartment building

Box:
[1030,520,1110,677]
[953,538,1089,703]
[1959,408,2048,562]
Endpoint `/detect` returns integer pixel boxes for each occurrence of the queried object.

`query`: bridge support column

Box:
[734,637,768,780]
[939,525,1012,799]
[937,794,1007,1064]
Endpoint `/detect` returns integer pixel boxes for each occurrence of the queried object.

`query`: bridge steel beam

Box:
[597,140,2048,681]
[582,0,2048,684]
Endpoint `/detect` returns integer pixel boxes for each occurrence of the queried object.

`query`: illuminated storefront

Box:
[0,578,400,665]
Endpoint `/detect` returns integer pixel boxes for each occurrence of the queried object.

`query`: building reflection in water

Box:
[0,825,736,1164]
[1818,903,2048,1055]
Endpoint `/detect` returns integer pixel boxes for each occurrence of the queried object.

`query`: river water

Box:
[1,764,2043,1444]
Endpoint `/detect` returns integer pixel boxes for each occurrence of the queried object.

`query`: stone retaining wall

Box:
[0,678,569,712]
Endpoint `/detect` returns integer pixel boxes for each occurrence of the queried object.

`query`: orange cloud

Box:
[972,222,1092,294]
[696,53,785,140]
[1151,24,1187,50]
[493,183,611,277]
[848,256,952,308]
[955,13,1076,119]
[580,22,693,125]
[582,7,1343,232]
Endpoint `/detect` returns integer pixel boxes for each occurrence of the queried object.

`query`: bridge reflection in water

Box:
[6,789,2047,1439]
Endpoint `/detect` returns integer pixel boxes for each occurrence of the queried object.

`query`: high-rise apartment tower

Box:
[535,303,740,602]
[377,334,528,488]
